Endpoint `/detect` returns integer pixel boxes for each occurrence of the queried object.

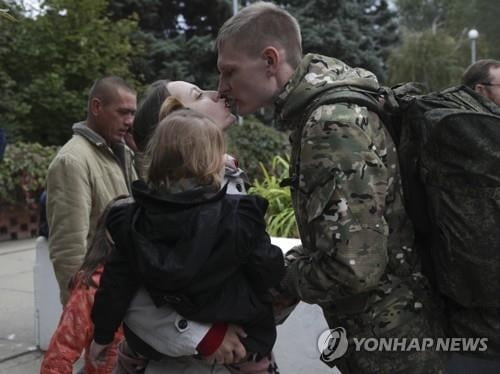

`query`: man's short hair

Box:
[462,59,500,89]
[88,76,136,110]
[216,1,302,68]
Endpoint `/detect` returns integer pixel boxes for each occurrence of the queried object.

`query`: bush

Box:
[249,156,298,238]
[0,142,59,205]
[226,116,289,181]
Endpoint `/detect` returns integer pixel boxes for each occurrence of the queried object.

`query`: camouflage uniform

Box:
[276,54,447,373]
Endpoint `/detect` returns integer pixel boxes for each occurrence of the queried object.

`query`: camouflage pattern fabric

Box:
[395,85,500,359]
[275,54,447,373]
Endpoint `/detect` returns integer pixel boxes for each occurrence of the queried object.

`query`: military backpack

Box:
[288,83,500,309]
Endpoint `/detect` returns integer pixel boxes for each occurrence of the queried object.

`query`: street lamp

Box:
[468,28,479,64]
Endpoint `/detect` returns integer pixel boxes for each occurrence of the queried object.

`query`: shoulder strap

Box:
[281,86,385,189]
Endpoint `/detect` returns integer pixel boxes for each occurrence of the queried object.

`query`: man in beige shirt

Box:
[47,76,137,304]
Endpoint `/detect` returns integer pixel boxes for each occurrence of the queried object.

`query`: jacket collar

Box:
[72,121,109,146]
[72,121,134,166]
[274,53,379,126]
[460,86,500,115]
[132,180,228,209]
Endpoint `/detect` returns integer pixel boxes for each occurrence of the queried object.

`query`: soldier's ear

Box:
[261,46,280,76]
[474,83,489,98]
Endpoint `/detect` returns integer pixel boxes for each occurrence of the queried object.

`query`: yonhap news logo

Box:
[317,327,349,362]
[318,327,488,360]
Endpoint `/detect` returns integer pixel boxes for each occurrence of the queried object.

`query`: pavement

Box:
[0,238,337,374]
[0,238,42,374]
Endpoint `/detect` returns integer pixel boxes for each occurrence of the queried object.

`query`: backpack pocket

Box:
[430,186,500,308]
[423,112,500,308]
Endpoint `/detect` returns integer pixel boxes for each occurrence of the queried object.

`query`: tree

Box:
[108,0,399,90]
[278,0,399,82]
[107,0,231,38]
[0,7,16,22]
[396,0,447,31]
[387,0,499,91]
[460,0,500,60]
[0,0,142,145]
[387,30,464,91]
[107,0,232,88]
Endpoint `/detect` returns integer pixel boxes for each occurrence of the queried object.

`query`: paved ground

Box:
[0,238,41,373]
[0,238,337,373]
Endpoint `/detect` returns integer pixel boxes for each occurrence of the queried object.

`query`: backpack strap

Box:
[281,86,385,189]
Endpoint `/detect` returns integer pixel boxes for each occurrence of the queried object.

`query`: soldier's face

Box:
[475,67,500,107]
[217,42,278,116]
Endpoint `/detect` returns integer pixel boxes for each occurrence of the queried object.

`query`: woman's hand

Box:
[204,324,247,365]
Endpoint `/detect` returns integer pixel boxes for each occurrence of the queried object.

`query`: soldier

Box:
[216,2,446,373]
[462,59,500,108]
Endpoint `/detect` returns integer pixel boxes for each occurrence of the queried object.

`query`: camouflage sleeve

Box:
[283,103,390,305]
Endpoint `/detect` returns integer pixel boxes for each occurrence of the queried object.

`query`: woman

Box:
[90,81,283,374]
[133,80,246,196]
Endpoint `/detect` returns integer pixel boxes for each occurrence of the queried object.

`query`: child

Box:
[40,196,130,374]
[90,108,285,372]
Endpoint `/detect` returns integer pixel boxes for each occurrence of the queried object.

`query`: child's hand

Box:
[89,340,110,367]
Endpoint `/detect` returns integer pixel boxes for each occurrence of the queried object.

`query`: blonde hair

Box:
[216,1,302,68]
[146,108,225,190]
[159,96,185,121]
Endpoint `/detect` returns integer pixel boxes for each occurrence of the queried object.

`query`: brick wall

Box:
[0,204,39,241]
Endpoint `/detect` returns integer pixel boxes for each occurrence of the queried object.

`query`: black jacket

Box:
[91,180,285,356]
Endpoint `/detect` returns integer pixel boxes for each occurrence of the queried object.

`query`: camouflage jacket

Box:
[275,55,446,348]
[274,54,449,372]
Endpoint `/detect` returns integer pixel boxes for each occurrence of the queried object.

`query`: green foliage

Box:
[281,0,399,81]
[107,0,231,38]
[133,33,219,89]
[389,0,500,90]
[0,0,404,146]
[0,7,16,22]
[396,0,447,31]
[110,0,399,95]
[387,30,465,91]
[226,116,289,181]
[107,0,231,89]
[459,0,500,61]
[0,0,143,145]
[249,156,298,238]
[0,142,58,205]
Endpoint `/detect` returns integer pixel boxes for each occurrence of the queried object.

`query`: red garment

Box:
[197,322,228,356]
[40,267,124,374]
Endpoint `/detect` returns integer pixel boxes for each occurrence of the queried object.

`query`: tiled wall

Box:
[0,204,39,241]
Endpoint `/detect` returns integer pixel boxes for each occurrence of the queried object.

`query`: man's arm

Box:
[283,103,390,305]
[47,155,92,304]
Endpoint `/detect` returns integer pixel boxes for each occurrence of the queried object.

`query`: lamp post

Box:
[468,29,479,64]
